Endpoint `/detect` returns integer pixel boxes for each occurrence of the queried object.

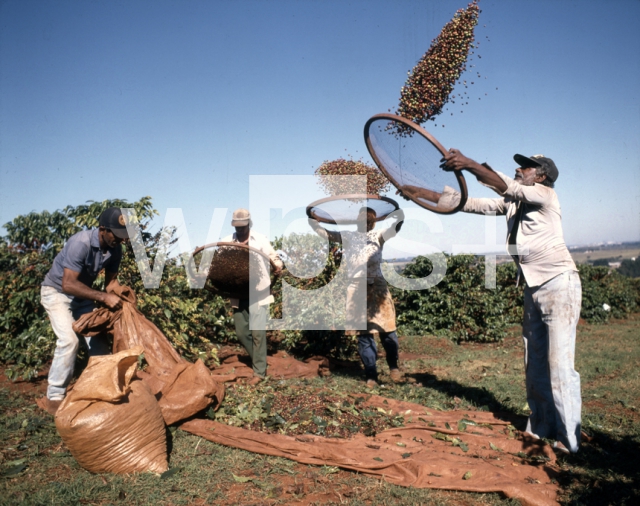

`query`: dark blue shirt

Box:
[42,229,122,297]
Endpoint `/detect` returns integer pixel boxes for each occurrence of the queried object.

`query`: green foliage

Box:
[618,256,640,278]
[0,197,232,380]
[0,247,51,343]
[4,197,156,255]
[271,233,357,360]
[578,264,638,323]
[0,243,61,380]
[392,255,523,343]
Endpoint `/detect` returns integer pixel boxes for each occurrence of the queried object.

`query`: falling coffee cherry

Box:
[394,1,481,135]
[315,158,391,196]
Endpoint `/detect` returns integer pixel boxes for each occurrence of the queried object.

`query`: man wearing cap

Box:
[404,150,582,453]
[221,208,283,384]
[39,207,129,414]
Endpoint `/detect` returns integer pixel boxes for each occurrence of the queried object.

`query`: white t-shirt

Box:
[319,228,391,280]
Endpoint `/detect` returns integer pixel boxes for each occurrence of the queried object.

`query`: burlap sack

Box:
[73,285,222,424]
[55,347,168,474]
[137,358,224,426]
[181,396,560,506]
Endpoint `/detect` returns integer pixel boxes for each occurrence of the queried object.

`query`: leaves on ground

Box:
[160,467,181,480]
[211,382,406,438]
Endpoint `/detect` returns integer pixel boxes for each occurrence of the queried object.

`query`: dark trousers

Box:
[357,331,399,381]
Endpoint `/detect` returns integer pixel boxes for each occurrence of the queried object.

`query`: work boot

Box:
[389,369,403,383]
[366,379,378,389]
[37,397,62,416]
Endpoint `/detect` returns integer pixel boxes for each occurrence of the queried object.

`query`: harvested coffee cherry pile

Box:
[211,382,405,438]
[203,246,272,296]
[395,0,480,133]
[315,158,390,196]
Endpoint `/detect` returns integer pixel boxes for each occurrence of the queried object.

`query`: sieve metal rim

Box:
[363,113,468,215]
[191,241,279,299]
[306,193,400,225]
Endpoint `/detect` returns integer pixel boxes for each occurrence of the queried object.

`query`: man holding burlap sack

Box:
[39,207,129,415]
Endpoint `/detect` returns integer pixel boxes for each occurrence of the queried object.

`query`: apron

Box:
[345,277,396,335]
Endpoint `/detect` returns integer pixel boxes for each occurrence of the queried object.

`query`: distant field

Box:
[570,247,639,265]
[386,243,640,270]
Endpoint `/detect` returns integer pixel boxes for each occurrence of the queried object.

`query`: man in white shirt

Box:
[405,150,582,453]
[309,207,405,388]
[221,209,283,384]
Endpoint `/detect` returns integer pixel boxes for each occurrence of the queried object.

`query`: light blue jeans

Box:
[523,270,582,452]
[40,286,110,400]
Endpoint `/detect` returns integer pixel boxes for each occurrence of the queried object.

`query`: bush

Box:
[618,257,640,278]
[0,198,233,380]
[270,233,358,360]
[391,255,523,343]
[578,264,638,323]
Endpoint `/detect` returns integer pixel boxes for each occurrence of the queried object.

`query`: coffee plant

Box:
[578,264,638,323]
[270,232,358,360]
[618,256,640,278]
[2,197,638,381]
[391,255,522,342]
[0,197,232,380]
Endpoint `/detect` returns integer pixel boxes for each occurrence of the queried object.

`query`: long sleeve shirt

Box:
[444,171,577,287]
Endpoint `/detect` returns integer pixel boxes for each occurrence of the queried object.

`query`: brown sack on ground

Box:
[55,347,168,474]
[181,397,560,506]
[211,350,329,383]
[73,285,222,425]
[137,359,224,426]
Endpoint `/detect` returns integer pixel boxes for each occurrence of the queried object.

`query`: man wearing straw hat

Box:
[222,208,283,385]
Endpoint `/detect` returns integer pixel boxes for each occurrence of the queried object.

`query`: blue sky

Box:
[1,0,639,259]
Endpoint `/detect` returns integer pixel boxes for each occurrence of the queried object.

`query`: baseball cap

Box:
[513,154,559,183]
[99,207,130,239]
[231,208,252,227]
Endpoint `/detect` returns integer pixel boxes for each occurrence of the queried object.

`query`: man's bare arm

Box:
[61,268,122,309]
[308,218,342,243]
[380,209,405,246]
[441,148,508,194]
[398,185,442,203]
